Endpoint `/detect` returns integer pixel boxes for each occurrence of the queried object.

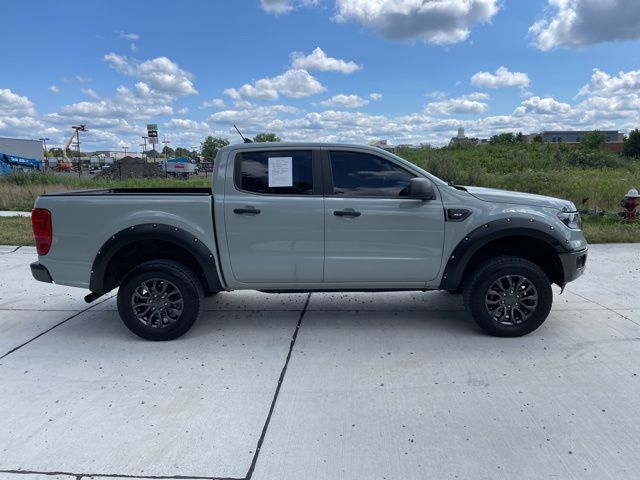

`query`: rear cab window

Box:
[235,150,315,195]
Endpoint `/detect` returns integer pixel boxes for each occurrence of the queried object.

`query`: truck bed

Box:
[42,187,212,196]
[34,188,216,289]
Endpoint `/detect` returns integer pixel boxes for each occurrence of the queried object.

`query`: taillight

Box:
[32,209,52,255]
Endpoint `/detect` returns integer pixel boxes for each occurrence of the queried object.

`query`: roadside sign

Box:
[147,124,158,144]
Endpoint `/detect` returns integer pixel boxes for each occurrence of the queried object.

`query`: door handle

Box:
[334,209,361,217]
[234,207,261,215]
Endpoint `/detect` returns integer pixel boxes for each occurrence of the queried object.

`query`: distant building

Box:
[449,128,480,146]
[531,130,624,144]
[368,139,394,151]
[526,130,625,153]
[92,150,132,160]
[0,137,44,161]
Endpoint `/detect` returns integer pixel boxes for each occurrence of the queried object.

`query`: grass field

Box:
[0,173,210,212]
[1,143,639,244]
[0,217,34,246]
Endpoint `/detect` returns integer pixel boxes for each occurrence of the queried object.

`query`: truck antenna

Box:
[233,125,253,143]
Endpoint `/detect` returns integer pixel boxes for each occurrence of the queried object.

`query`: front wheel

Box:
[464,256,552,337]
[117,260,203,341]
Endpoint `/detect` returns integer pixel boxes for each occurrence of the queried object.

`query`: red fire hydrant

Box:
[621,188,640,221]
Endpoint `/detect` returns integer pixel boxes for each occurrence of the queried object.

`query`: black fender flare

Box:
[89,223,223,294]
[439,217,571,290]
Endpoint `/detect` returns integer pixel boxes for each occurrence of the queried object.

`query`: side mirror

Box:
[408,177,436,200]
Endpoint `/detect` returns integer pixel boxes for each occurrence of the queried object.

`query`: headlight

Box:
[557,211,582,230]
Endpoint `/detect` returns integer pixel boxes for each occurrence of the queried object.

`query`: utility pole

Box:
[39,137,49,170]
[162,137,171,178]
[141,136,148,161]
[123,145,128,156]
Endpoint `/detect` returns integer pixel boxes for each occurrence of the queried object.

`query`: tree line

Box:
[487,129,640,156]
[43,132,282,161]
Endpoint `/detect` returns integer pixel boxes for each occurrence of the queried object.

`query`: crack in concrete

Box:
[244,292,312,480]
[0,294,313,480]
[0,295,113,360]
[565,289,640,328]
[0,469,239,479]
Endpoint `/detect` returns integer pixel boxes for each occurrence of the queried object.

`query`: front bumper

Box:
[558,248,588,286]
[30,261,53,283]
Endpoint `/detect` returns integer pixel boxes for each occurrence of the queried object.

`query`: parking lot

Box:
[1,244,639,480]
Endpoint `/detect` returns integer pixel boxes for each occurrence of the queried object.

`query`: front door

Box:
[224,148,324,284]
[323,149,445,284]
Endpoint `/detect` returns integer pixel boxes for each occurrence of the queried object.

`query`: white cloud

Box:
[118,31,140,41]
[334,0,500,44]
[178,107,190,114]
[513,96,571,116]
[0,89,45,137]
[260,0,294,14]
[0,88,36,116]
[82,88,100,99]
[75,75,92,82]
[48,85,60,93]
[208,104,299,129]
[319,94,369,108]
[165,118,210,131]
[260,0,318,14]
[471,66,530,89]
[0,115,46,135]
[572,68,640,122]
[576,68,640,98]
[224,68,326,100]
[199,98,226,109]
[369,92,383,101]
[290,47,361,74]
[130,43,139,52]
[426,92,489,116]
[103,53,197,96]
[56,81,174,124]
[529,0,640,50]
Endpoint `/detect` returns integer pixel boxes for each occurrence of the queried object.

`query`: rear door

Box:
[223,148,324,284]
[323,149,445,284]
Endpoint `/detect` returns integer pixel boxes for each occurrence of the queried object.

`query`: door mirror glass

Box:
[408,178,435,200]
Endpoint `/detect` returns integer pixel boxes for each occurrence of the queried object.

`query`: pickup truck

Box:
[30,143,588,341]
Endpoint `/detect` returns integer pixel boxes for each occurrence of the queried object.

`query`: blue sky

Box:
[1,0,640,150]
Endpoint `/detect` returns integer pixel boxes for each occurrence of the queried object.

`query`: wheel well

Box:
[460,236,564,287]
[102,239,211,294]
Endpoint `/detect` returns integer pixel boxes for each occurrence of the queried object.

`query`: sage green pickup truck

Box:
[30,143,588,340]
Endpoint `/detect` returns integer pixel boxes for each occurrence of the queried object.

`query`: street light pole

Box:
[39,137,49,170]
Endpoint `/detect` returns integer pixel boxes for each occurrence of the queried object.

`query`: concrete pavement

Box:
[0,244,639,480]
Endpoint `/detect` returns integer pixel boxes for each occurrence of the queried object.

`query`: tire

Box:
[117,260,203,341]
[463,256,552,337]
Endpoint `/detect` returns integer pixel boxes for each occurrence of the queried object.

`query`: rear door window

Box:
[236,150,313,195]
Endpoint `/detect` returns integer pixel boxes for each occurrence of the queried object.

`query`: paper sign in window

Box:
[268,157,293,187]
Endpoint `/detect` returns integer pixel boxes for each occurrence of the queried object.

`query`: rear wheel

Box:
[117,260,203,341]
[464,256,552,337]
